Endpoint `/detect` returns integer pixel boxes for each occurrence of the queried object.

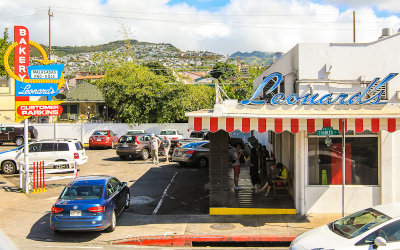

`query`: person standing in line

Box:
[150,134,161,164]
[250,147,261,191]
[163,135,171,163]
[233,144,243,190]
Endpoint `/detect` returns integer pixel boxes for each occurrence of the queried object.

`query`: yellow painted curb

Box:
[210,207,297,215]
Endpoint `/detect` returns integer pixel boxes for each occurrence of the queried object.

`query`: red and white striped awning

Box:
[189,117,400,133]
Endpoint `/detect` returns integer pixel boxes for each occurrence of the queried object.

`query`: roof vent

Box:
[379,28,392,39]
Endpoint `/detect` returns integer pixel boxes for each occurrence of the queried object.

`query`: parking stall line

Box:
[152,171,178,215]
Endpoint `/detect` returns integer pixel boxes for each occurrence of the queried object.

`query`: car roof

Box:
[69,176,113,185]
[35,139,80,143]
[372,203,400,218]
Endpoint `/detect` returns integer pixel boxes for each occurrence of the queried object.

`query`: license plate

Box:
[97,139,101,141]
[70,210,81,216]
[123,143,128,147]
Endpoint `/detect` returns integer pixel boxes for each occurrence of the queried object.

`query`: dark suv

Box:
[0,125,38,146]
[116,134,152,160]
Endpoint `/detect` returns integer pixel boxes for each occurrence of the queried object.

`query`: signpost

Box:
[316,127,339,136]
[3,25,66,193]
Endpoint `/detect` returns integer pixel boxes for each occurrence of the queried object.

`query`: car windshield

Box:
[160,130,176,135]
[119,135,134,143]
[330,208,391,239]
[126,131,144,135]
[183,142,208,149]
[60,184,104,200]
[93,131,108,136]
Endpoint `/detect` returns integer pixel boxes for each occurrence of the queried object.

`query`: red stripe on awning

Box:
[226,118,234,132]
[355,119,363,133]
[242,118,250,133]
[258,118,267,133]
[339,119,347,133]
[307,119,315,133]
[210,117,218,132]
[371,118,379,133]
[275,118,283,133]
[291,119,299,133]
[388,118,396,133]
[194,117,202,132]
[323,119,331,128]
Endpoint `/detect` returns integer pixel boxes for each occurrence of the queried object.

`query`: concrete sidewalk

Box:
[110,212,341,246]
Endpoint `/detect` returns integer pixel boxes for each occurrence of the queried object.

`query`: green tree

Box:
[0,28,12,77]
[96,62,215,123]
[210,61,237,81]
[144,62,175,82]
[220,65,266,101]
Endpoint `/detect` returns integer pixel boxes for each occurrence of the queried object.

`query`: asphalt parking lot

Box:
[0,143,210,248]
[0,144,210,215]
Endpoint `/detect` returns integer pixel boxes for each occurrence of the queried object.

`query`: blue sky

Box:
[167,0,230,11]
[2,0,400,54]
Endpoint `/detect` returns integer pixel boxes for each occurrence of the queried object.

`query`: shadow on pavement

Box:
[26,213,102,243]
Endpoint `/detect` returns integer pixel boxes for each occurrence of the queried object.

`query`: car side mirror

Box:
[122,182,127,187]
[374,236,387,247]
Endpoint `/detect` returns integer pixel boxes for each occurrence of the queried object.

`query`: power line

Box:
[53,10,383,31]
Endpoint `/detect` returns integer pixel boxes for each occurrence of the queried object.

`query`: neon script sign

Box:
[241,72,398,105]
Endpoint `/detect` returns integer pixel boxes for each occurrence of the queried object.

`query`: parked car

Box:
[50,175,130,232]
[126,129,147,135]
[89,130,118,149]
[172,141,234,168]
[289,203,400,250]
[0,125,38,146]
[157,129,184,140]
[116,134,151,160]
[0,139,88,175]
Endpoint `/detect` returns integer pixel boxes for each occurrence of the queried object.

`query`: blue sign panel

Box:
[241,73,398,106]
[27,64,64,80]
[15,80,60,97]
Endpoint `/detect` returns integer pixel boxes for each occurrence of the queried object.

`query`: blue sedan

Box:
[50,175,130,232]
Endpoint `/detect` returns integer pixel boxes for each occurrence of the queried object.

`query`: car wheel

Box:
[15,137,23,146]
[198,157,208,168]
[141,149,149,160]
[106,210,116,232]
[89,146,94,150]
[125,192,130,209]
[2,161,16,175]
[119,155,127,160]
[53,230,62,234]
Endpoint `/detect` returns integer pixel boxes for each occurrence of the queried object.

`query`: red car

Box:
[89,130,119,149]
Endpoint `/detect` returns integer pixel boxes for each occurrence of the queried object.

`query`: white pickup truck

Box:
[157,129,184,140]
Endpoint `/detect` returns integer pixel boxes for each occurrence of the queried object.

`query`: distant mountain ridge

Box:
[229,51,277,65]
[32,40,180,57]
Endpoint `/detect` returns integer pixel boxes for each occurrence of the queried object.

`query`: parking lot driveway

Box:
[129,165,209,215]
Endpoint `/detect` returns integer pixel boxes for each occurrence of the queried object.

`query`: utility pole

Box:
[353,11,356,43]
[48,6,54,60]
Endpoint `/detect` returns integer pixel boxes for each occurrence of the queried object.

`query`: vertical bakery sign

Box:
[4,26,65,122]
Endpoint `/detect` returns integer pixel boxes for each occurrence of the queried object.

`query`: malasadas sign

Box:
[17,105,63,116]
[241,72,398,105]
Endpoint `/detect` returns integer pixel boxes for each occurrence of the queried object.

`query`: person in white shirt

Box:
[150,134,161,164]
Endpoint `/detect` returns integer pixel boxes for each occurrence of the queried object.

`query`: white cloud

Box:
[0,0,399,55]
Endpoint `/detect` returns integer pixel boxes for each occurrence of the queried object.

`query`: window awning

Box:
[186,102,400,133]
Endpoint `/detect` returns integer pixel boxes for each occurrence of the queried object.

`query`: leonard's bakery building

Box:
[187,28,400,215]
